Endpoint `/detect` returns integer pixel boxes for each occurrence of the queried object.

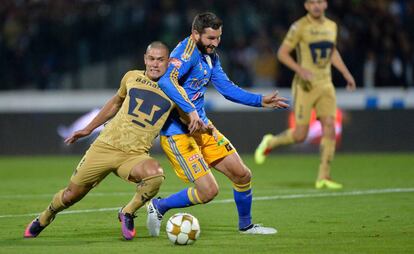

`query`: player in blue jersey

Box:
[146,12,288,235]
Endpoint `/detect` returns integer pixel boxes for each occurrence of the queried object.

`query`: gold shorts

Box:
[292,82,337,125]
[71,140,151,187]
[161,130,236,183]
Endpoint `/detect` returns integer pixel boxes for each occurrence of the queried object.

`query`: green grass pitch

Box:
[0,153,413,254]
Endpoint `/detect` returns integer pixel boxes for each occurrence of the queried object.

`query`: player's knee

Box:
[198,184,219,203]
[131,159,164,181]
[62,185,90,206]
[294,132,307,143]
[323,122,335,132]
[233,167,252,184]
[62,188,79,206]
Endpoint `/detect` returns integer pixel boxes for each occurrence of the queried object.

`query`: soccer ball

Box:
[166,213,200,245]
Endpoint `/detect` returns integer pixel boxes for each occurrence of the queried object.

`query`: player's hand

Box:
[344,73,356,91]
[64,129,92,145]
[198,123,218,142]
[262,91,289,109]
[296,67,313,91]
[297,67,313,82]
[187,110,207,134]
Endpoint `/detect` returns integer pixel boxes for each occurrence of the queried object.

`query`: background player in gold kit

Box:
[255,0,356,189]
[24,41,189,240]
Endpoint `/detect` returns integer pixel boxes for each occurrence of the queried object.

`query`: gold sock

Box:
[233,182,251,192]
[38,189,67,226]
[318,137,336,180]
[187,187,203,205]
[268,129,295,149]
[122,174,165,215]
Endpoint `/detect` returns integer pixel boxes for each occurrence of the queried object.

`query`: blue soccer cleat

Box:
[118,208,136,240]
[24,217,46,238]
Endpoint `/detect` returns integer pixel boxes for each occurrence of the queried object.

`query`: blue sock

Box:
[233,188,252,230]
[155,188,199,215]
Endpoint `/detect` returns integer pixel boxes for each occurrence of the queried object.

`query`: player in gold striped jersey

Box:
[24,41,189,240]
[255,0,356,189]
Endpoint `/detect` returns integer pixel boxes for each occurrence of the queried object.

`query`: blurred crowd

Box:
[0,0,413,90]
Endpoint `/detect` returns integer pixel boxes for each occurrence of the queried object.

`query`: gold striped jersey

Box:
[283,14,337,86]
[96,70,175,153]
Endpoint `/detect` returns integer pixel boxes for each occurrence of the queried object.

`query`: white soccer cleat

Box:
[146,199,163,237]
[240,224,277,235]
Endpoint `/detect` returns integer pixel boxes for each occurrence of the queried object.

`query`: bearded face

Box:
[193,27,222,55]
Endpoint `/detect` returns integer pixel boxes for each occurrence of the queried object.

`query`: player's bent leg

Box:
[24,182,92,238]
[255,126,309,165]
[123,159,165,214]
[146,173,217,237]
[292,125,309,143]
[192,172,219,203]
[120,159,165,240]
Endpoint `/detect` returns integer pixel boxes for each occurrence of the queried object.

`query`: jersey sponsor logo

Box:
[188,154,200,162]
[135,76,159,89]
[170,58,182,69]
[310,29,333,36]
[191,91,203,101]
[189,77,210,89]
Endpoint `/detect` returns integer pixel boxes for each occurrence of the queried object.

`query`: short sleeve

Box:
[282,22,301,49]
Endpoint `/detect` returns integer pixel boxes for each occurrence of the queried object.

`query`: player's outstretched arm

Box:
[332,48,356,91]
[65,95,124,144]
[261,91,289,109]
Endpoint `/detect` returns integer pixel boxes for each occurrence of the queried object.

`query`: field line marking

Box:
[0,189,316,199]
[1,188,413,219]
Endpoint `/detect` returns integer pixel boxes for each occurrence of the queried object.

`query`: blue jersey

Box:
[159,36,263,136]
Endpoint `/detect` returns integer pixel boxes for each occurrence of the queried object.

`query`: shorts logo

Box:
[225,143,234,152]
[188,154,200,162]
[298,105,303,119]
[170,58,182,69]
[192,163,201,173]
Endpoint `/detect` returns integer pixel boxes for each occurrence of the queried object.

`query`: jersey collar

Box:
[306,13,326,24]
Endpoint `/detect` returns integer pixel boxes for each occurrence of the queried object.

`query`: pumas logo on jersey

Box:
[170,58,182,69]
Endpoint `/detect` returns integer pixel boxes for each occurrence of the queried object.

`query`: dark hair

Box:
[192,12,223,34]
